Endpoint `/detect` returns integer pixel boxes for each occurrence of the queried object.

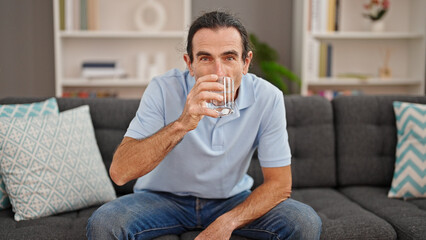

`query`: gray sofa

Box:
[0,95,425,240]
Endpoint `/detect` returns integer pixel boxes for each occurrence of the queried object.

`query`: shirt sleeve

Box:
[125,78,166,139]
[257,92,292,168]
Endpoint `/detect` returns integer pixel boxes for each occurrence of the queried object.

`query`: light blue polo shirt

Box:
[125,69,291,199]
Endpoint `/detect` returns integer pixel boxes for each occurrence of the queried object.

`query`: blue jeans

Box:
[87,190,321,240]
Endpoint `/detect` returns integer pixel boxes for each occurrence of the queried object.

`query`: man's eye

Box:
[200,57,209,61]
[226,56,236,61]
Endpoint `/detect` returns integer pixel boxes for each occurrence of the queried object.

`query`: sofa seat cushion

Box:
[0,206,98,239]
[291,188,396,240]
[340,186,426,239]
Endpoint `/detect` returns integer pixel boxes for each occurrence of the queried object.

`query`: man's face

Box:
[184,27,252,95]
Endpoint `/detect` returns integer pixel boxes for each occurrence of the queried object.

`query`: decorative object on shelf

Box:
[249,33,301,94]
[134,0,166,32]
[149,52,166,80]
[336,73,371,81]
[136,52,166,84]
[379,48,392,79]
[363,0,390,32]
[137,53,149,83]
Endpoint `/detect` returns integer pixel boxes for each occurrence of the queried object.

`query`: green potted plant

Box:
[249,33,301,94]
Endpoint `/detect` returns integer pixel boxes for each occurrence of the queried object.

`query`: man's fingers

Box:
[185,102,219,119]
[197,91,223,102]
[197,74,218,82]
[197,81,223,92]
[201,106,220,118]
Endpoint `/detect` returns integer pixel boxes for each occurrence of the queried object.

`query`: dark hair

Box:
[186,11,252,63]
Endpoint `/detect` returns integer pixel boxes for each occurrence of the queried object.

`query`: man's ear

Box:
[243,51,253,75]
[183,54,194,76]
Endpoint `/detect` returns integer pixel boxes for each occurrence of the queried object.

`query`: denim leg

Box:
[234,198,322,240]
[199,190,252,228]
[196,191,321,239]
[86,191,197,240]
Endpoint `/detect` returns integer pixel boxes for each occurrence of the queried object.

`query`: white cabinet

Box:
[53,0,191,98]
[293,0,425,97]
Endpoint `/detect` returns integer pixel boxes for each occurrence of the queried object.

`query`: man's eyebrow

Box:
[221,50,239,56]
[195,50,240,58]
[196,51,212,57]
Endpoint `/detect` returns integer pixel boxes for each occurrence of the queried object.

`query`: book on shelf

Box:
[82,62,116,68]
[310,0,339,33]
[318,43,327,77]
[310,0,327,33]
[307,38,320,81]
[334,0,340,31]
[82,69,127,79]
[308,0,337,80]
[317,43,333,79]
[327,0,336,32]
[59,0,65,30]
[81,61,127,79]
[80,0,87,30]
[326,44,332,77]
[87,0,98,30]
[59,0,98,31]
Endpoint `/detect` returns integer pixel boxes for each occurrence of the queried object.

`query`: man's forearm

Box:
[196,166,292,240]
[222,178,291,230]
[110,120,188,186]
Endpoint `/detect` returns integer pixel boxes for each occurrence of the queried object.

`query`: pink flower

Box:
[383,0,390,9]
[363,0,390,21]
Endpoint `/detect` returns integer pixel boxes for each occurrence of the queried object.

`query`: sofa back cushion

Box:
[333,95,426,187]
[0,95,337,194]
[284,96,336,188]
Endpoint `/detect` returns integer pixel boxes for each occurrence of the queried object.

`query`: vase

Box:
[371,20,385,32]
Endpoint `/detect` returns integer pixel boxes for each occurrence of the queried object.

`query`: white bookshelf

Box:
[62,78,148,87]
[312,32,424,40]
[293,0,426,96]
[53,0,191,99]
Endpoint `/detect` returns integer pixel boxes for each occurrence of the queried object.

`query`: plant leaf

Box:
[250,33,301,93]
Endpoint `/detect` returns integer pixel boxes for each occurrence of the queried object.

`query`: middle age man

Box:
[87,11,322,240]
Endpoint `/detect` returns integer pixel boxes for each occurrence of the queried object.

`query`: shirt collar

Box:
[236,74,255,110]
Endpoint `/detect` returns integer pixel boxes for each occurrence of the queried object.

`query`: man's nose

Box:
[214,61,225,76]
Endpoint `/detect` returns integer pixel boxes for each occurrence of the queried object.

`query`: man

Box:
[87,11,321,240]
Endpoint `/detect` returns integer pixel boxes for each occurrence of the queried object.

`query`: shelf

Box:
[60,30,187,39]
[62,78,148,87]
[293,0,425,96]
[308,78,422,86]
[311,31,425,40]
[53,0,191,98]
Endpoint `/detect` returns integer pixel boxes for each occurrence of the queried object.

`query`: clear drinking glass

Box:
[207,76,235,116]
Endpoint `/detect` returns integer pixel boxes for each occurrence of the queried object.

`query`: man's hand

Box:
[195,216,234,240]
[177,74,223,131]
[195,166,292,240]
